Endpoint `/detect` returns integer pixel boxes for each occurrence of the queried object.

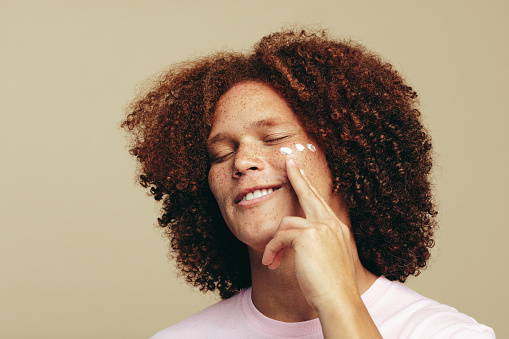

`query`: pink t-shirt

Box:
[151,277,495,338]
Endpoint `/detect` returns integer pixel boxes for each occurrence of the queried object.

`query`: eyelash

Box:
[264,135,289,143]
[211,152,233,164]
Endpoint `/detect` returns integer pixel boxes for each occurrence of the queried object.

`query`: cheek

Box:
[277,142,322,166]
[207,167,227,201]
[278,142,332,187]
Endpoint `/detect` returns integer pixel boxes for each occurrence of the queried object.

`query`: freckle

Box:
[307,144,316,152]
[280,147,292,155]
[295,144,305,152]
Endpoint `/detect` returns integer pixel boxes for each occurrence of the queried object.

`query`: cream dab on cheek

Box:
[280,147,292,155]
[280,143,317,155]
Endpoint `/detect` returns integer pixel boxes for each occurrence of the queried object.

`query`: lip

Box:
[235,184,282,204]
[237,187,281,208]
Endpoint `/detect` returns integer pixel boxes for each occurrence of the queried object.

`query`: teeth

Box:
[241,188,275,201]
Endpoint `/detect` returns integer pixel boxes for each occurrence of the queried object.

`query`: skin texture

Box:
[207,81,345,254]
[208,81,382,336]
[121,29,436,300]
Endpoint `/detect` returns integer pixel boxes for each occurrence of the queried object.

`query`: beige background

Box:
[1,1,507,338]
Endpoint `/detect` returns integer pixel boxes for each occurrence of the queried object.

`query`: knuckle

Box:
[322,215,337,224]
[278,216,294,230]
[302,226,320,239]
[317,223,336,237]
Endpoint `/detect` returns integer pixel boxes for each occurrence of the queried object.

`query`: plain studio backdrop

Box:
[1,1,507,338]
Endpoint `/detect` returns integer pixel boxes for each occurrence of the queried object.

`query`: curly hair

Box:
[121,29,437,299]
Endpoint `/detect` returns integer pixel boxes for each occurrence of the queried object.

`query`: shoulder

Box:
[364,277,495,338]
[149,290,245,339]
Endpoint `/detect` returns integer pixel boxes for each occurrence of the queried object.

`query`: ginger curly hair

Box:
[121,29,436,299]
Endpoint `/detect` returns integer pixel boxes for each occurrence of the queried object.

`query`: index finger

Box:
[286,158,329,221]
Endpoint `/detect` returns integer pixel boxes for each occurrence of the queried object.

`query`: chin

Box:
[227,219,280,253]
[223,193,304,250]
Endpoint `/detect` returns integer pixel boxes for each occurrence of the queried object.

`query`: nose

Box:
[233,143,265,178]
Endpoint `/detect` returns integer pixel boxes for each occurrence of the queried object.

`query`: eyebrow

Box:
[207,117,287,147]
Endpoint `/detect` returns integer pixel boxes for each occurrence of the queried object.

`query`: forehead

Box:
[211,81,300,128]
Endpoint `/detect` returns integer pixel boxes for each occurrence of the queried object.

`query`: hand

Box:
[261,158,360,311]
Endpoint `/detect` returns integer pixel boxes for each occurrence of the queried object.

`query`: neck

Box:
[248,247,378,323]
[249,248,318,322]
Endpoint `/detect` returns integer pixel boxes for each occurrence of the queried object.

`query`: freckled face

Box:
[207,81,345,253]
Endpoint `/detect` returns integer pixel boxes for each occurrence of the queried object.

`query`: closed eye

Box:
[211,152,234,164]
[264,135,290,143]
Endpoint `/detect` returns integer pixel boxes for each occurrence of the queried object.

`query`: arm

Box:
[262,159,382,338]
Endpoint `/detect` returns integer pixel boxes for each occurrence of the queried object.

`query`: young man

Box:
[122,29,495,338]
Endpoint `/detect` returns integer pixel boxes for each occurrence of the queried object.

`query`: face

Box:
[207,81,347,254]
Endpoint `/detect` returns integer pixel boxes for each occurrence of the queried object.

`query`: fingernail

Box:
[289,158,296,166]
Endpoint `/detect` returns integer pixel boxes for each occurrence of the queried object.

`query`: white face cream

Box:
[280,147,292,155]
[280,144,316,155]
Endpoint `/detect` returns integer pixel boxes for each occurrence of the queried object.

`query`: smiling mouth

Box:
[239,187,280,203]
